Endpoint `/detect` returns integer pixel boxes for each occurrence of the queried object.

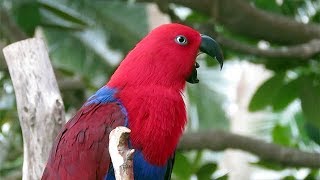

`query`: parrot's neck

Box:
[114,85,187,166]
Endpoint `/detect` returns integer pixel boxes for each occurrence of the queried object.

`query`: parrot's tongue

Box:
[186,62,200,84]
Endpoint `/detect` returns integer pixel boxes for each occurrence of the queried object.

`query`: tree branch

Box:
[179,131,320,168]
[217,36,320,60]
[198,23,320,60]
[3,38,66,180]
[137,0,320,44]
[109,127,134,180]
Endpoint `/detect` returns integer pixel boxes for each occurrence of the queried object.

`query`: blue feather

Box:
[105,150,167,180]
[132,150,167,180]
[85,86,118,105]
[84,86,128,126]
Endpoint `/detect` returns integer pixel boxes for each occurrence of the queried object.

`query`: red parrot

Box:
[42,23,223,180]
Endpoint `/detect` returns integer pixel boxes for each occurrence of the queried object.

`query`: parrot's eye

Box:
[175,35,188,45]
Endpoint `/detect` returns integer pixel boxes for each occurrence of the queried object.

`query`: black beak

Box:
[200,34,224,70]
[187,34,224,84]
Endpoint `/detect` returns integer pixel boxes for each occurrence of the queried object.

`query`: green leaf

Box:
[185,11,210,23]
[196,163,217,180]
[272,77,301,111]
[272,124,292,146]
[251,160,285,171]
[304,169,320,180]
[192,151,203,170]
[253,0,282,14]
[249,73,285,111]
[281,0,305,17]
[172,152,193,180]
[39,0,89,28]
[312,11,320,23]
[305,121,320,145]
[283,175,296,180]
[13,1,41,35]
[40,0,149,88]
[264,58,308,72]
[300,76,320,128]
[43,28,113,86]
[294,112,316,145]
[91,1,148,52]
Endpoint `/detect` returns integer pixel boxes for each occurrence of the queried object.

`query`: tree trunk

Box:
[2,38,66,180]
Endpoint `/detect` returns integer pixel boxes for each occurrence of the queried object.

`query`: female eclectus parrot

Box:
[42,23,223,180]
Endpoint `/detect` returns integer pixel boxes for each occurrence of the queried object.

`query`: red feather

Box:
[42,102,125,180]
[115,86,187,166]
[107,24,201,166]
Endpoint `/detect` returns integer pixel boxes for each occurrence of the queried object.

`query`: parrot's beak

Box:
[187,34,224,84]
[199,34,224,69]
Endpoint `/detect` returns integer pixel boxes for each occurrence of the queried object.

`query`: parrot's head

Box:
[108,23,223,90]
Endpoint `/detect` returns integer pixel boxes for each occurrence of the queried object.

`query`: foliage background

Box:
[0,0,319,179]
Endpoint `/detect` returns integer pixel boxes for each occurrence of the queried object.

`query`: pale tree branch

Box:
[2,38,66,180]
[109,127,135,180]
[179,131,320,168]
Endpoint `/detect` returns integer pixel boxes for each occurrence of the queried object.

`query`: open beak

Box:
[187,34,224,84]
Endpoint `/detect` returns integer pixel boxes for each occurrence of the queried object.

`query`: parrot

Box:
[42,23,223,180]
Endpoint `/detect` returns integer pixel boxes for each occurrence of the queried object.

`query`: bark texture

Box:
[109,126,135,180]
[2,38,66,180]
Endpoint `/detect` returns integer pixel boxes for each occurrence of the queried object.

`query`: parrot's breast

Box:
[116,86,187,166]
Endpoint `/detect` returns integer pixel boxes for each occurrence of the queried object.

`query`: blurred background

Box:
[0,0,320,179]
